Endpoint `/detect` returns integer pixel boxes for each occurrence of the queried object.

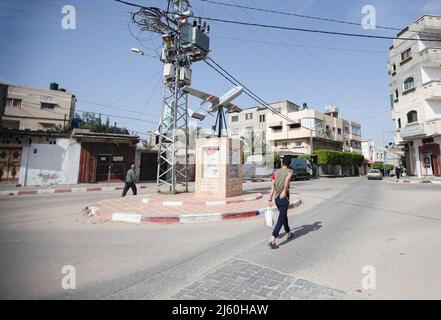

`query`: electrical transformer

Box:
[179,25,210,55]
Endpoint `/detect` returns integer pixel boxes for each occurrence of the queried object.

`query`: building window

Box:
[395,89,399,100]
[6,98,22,107]
[401,48,411,62]
[259,114,265,123]
[295,141,302,146]
[245,113,253,120]
[39,122,57,130]
[282,142,288,147]
[344,126,349,133]
[407,110,418,124]
[272,107,282,114]
[390,94,394,109]
[352,127,361,136]
[403,77,415,92]
[393,64,396,72]
[41,102,56,109]
[231,116,239,122]
[338,128,342,135]
[274,142,278,147]
[397,118,401,128]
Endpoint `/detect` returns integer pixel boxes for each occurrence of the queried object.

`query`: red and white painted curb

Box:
[90,199,302,224]
[140,193,263,206]
[0,185,150,196]
[385,178,441,185]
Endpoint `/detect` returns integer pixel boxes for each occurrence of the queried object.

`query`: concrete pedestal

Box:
[195,137,243,199]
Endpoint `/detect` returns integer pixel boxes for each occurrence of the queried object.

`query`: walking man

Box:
[267,156,293,248]
[395,165,401,180]
[122,164,137,197]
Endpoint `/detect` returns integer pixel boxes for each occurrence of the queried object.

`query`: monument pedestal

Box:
[195,137,243,199]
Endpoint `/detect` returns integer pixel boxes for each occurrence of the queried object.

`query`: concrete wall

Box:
[18,138,81,186]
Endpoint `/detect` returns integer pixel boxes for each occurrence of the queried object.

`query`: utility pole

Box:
[124,0,210,193]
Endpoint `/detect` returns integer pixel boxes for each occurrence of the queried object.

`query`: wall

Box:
[18,138,81,186]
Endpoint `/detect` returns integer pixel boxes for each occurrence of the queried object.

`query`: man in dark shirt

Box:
[122,164,137,197]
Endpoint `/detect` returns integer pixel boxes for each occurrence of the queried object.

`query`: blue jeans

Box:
[272,195,290,238]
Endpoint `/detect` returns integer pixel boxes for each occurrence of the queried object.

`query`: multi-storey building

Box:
[0,82,76,131]
[387,14,441,177]
[361,138,386,163]
[343,119,362,153]
[228,101,362,157]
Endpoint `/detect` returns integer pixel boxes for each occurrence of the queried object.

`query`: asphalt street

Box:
[0,177,440,299]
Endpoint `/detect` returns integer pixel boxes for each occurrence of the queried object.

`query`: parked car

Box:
[290,158,311,180]
[367,169,383,180]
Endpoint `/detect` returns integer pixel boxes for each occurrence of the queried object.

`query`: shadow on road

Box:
[278,221,322,246]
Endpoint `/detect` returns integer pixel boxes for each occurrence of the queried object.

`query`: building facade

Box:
[0,82,76,131]
[228,101,363,158]
[361,138,386,163]
[387,15,441,177]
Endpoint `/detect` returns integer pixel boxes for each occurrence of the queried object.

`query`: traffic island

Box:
[88,192,302,224]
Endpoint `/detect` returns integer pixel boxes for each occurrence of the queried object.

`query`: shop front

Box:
[72,129,139,183]
[419,141,441,177]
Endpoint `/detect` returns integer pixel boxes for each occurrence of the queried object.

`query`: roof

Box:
[71,129,140,144]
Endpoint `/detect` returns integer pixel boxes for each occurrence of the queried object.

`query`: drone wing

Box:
[224,103,242,113]
[183,86,219,105]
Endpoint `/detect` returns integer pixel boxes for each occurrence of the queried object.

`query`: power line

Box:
[196,0,441,37]
[191,15,441,42]
[214,35,389,54]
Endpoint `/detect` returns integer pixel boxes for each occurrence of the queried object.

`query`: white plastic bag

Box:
[264,207,274,228]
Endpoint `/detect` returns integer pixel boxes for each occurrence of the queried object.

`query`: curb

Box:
[141,193,263,206]
[91,199,302,224]
[0,185,149,197]
[384,179,441,185]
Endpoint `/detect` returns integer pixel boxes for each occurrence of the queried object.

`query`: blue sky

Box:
[1,0,440,146]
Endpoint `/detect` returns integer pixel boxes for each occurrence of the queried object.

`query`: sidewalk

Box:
[0,181,161,196]
[385,176,441,185]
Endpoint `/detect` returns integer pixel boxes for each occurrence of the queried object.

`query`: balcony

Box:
[423,81,441,101]
[418,48,441,67]
[400,123,426,139]
[414,15,441,33]
[426,119,441,136]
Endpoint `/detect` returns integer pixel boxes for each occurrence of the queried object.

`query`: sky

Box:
[0,0,440,146]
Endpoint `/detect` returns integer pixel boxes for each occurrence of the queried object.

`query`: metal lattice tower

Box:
[127,0,210,193]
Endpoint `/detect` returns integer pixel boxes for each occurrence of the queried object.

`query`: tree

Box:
[74,112,129,134]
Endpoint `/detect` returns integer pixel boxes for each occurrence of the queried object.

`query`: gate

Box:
[0,147,22,183]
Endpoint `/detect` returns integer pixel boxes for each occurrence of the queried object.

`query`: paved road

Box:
[0,178,440,299]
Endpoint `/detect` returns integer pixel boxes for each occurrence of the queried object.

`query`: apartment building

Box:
[387,15,441,177]
[228,101,362,157]
[361,138,386,163]
[343,119,362,153]
[0,82,76,131]
[228,102,279,156]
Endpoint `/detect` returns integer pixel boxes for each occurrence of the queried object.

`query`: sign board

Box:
[203,146,220,179]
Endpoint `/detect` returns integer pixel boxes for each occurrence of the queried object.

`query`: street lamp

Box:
[130,47,144,56]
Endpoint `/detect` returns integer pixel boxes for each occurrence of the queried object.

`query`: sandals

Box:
[267,239,278,249]
[286,232,293,240]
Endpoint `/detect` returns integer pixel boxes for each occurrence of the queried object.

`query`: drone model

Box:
[183,86,243,137]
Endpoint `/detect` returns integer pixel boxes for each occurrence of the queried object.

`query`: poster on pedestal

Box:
[202,146,220,179]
